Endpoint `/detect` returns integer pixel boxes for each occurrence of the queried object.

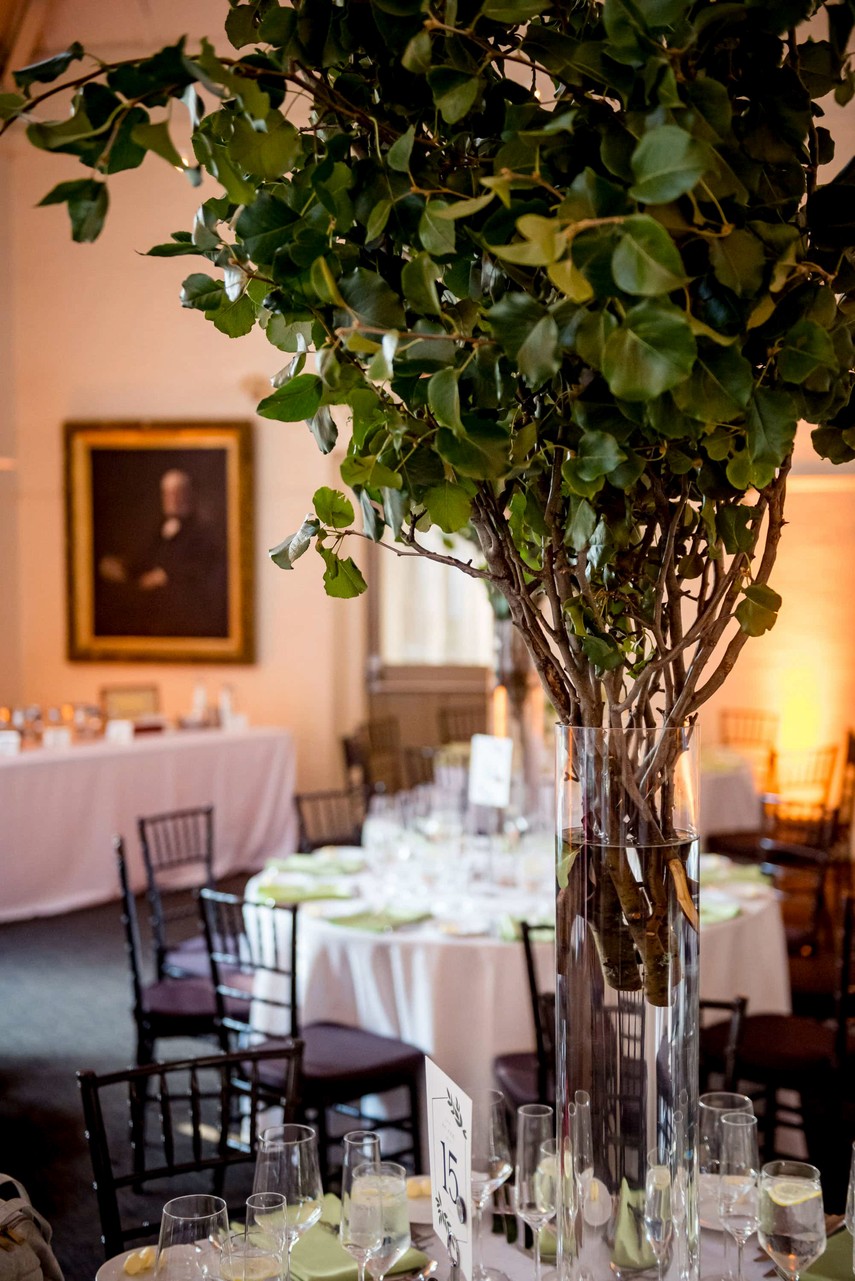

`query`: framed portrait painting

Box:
[65,420,254,663]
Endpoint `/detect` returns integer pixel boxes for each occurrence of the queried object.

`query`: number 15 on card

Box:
[425,1059,473,1281]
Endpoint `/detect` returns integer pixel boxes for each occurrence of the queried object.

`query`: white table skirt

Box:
[246,858,789,1102]
[0,727,298,923]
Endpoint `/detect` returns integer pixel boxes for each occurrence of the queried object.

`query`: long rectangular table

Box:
[0,726,297,923]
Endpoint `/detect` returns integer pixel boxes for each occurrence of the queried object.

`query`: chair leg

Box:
[136,1029,154,1068]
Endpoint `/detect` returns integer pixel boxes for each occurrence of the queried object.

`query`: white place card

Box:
[104,718,135,745]
[467,733,514,809]
[0,730,21,757]
[425,1058,472,1281]
[42,726,72,750]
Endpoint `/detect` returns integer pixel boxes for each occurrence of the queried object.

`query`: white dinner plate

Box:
[96,1248,150,1280]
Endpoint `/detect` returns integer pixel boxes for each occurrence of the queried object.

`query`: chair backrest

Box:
[138,807,215,971]
[199,889,301,1039]
[699,995,748,1091]
[403,745,437,789]
[294,786,367,851]
[772,745,839,807]
[720,709,778,750]
[78,1044,303,1259]
[520,921,556,1103]
[438,703,487,745]
[114,836,148,1023]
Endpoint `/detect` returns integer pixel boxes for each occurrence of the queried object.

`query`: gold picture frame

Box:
[65,420,254,663]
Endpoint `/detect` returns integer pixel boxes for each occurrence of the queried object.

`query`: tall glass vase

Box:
[555,725,700,1281]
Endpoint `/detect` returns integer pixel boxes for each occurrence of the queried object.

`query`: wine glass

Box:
[246,1193,289,1270]
[844,1141,855,1274]
[221,1230,282,1280]
[253,1124,323,1281]
[699,1091,753,1281]
[644,1158,673,1281]
[470,1090,513,1281]
[155,1194,230,1279]
[357,1161,411,1281]
[514,1104,556,1281]
[718,1113,759,1281]
[758,1160,826,1281]
[340,1131,382,1281]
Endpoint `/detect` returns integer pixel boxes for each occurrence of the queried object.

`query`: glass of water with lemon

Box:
[758,1160,826,1281]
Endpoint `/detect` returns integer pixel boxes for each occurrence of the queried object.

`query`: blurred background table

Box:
[1,726,297,923]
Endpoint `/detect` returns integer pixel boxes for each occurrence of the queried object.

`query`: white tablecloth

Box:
[246,850,789,1101]
[0,727,298,923]
[699,745,761,846]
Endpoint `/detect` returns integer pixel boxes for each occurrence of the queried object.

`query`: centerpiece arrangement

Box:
[6,0,855,1274]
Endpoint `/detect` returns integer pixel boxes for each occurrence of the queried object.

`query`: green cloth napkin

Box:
[254,882,353,904]
[802,1229,854,1281]
[266,853,365,877]
[699,900,741,926]
[290,1195,428,1281]
[496,916,554,942]
[611,1180,655,1272]
[325,908,432,933]
[700,861,770,886]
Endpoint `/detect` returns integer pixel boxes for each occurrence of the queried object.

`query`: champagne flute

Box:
[845,1141,855,1274]
[358,1161,411,1281]
[514,1104,556,1281]
[758,1160,826,1281]
[246,1193,288,1272]
[340,1131,382,1281]
[699,1091,753,1281]
[644,1159,673,1281]
[471,1090,513,1281]
[155,1194,231,1279]
[253,1124,323,1281]
[718,1113,759,1281]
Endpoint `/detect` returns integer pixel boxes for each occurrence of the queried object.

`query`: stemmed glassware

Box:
[699,1091,753,1281]
[470,1090,513,1281]
[253,1124,323,1281]
[340,1131,382,1281]
[245,1193,289,1275]
[718,1113,760,1281]
[358,1161,411,1281]
[514,1104,556,1281]
[758,1160,826,1281]
[643,1157,673,1281]
[155,1194,231,1279]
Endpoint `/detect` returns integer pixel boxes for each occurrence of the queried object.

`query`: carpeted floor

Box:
[0,879,247,1281]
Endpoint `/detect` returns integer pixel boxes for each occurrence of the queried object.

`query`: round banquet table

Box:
[245,847,789,1101]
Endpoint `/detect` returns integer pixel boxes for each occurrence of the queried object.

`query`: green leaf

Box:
[313,487,354,529]
[427,68,482,123]
[547,257,594,302]
[777,320,837,383]
[745,389,797,486]
[428,368,463,431]
[436,424,512,479]
[340,455,403,490]
[581,635,625,671]
[269,517,320,570]
[611,216,686,296]
[130,120,184,168]
[423,482,473,532]
[366,198,392,242]
[629,125,714,204]
[434,193,494,220]
[317,545,368,599]
[308,406,338,454]
[601,302,697,400]
[14,42,84,91]
[235,192,294,264]
[419,201,456,257]
[402,30,432,75]
[716,505,754,554]
[736,583,783,636]
[709,229,766,297]
[338,268,406,330]
[0,92,26,121]
[224,5,260,49]
[387,126,415,173]
[485,294,546,359]
[575,431,627,482]
[565,497,597,550]
[228,116,300,181]
[482,0,546,17]
[401,253,442,317]
[210,292,256,337]
[37,178,109,243]
[517,315,561,388]
[256,373,324,421]
[673,346,754,423]
[180,273,223,311]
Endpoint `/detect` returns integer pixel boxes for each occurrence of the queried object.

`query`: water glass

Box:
[718,1113,759,1281]
[155,1194,230,1279]
[699,1091,753,1280]
[253,1124,323,1281]
[758,1160,826,1281]
[340,1131,382,1281]
[221,1230,282,1280]
[470,1090,512,1281]
[356,1161,411,1281]
[514,1104,556,1281]
[644,1160,673,1281]
[246,1193,288,1268]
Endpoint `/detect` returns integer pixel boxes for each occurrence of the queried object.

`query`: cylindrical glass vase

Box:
[555,725,700,1281]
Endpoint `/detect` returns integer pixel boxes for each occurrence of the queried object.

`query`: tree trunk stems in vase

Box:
[555,725,699,1281]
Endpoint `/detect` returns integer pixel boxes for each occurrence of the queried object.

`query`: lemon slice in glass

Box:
[768,1179,821,1207]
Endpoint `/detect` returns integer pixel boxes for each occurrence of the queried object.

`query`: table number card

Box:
[425,1058,472,1281]
[468,733,514,809]
[105,719,135,745]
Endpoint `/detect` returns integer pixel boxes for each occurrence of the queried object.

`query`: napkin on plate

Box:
[266,853,365,877]
[801,1228,854,1281]
[700,860,770,886]
[699,900,741,926]
[611,1179,656,1272]
[325,908,432,933]
[254,882,353,905]
[290,1195,429,1281]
